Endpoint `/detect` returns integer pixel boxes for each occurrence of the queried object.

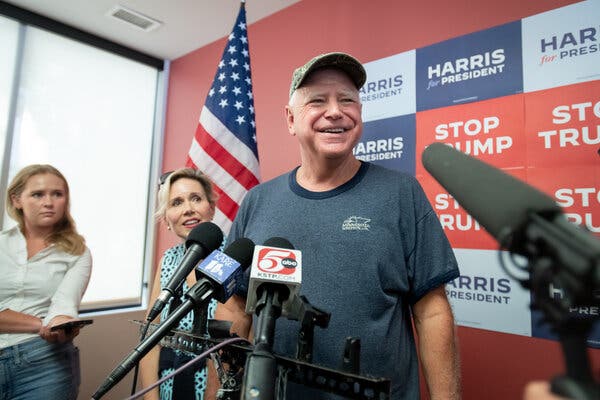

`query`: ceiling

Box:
[2,0,300,60]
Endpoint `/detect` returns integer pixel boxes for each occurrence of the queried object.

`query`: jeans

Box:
[0,337,80,400]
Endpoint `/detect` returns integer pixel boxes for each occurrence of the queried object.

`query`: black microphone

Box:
[422,142,600,399]
[421,142,600,288]
[146,222,223,322]
[194,237,256,303]
[242,237,301,400]
[92,237,254,400]
[422,142,561,249]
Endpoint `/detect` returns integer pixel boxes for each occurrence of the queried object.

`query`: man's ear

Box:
[285,105,295,136]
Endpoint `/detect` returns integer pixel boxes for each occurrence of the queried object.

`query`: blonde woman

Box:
[140,167,219,400]
[0,164,92,400]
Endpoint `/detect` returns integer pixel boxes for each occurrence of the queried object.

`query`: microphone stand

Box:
[291,295,330,363]
[509,213,600,400]
[130,286,185,395]
[241,284,286,400]
[92,281,214,399]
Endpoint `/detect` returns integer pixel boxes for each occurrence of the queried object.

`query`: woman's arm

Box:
[215,295,252,339]
[34,248,93,344]
[1,247,91,342]
[44,248,92,324]
[0,308,42,333]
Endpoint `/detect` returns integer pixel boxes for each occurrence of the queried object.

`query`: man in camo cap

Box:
[219,51,461,400]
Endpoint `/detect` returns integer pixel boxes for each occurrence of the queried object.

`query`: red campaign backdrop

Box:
[524,79,600,169]
[416,80,600,246]
[416,95,527,169]
[527,166,600,237]
[417,174,497,249]
[417,168,529,250]
[416,95,529,249]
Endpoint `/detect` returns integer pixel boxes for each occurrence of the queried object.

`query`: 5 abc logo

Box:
[257,248,298,275]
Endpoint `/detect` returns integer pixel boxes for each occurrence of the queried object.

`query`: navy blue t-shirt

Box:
[229,162,459,399]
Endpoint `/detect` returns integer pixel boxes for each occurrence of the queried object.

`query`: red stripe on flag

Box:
[194,124,259,190]
[212,184,240,222]
[185,155,195,169]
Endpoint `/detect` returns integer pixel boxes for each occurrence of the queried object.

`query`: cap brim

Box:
[291,52,366,97]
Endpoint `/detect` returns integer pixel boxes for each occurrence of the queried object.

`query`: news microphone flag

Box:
[146,222,223,322]
[246,244,302,317]
[186,1,260,235]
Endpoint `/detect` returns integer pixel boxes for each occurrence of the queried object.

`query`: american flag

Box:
[186,2,260,234]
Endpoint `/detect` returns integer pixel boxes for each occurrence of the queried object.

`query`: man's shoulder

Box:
[248,170,292,193]
[365,162,419,185]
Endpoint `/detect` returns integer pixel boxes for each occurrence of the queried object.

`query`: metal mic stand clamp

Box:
[266,295,389,399]
[513,213,600,400]
[291,295,331,363]
[212,351,246,400]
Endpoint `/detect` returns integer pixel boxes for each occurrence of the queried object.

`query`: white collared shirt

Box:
[0,225,92,348]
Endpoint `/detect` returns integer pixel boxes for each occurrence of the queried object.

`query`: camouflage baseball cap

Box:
[289,52,366,97]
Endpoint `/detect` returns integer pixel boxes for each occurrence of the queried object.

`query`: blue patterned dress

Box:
[158,244,217,400]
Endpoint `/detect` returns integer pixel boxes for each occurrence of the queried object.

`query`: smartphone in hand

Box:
[50,319,93,332]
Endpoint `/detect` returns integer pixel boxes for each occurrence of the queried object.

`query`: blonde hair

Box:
[155,167,217,221]
[6,164,86,255]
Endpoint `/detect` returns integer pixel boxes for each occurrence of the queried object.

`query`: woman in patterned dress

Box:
[139,168,218,400]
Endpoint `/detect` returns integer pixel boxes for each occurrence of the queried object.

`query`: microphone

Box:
[195,237,256,303]
[421,142,599,290]
[422,142,561,249]
[146,222,223,322]
[92,237,254,400]
[242,237,302,400]
[245,237,302,318]
[422,142,600,399]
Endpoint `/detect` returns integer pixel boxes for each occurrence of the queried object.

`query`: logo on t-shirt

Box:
[342,216,371,231]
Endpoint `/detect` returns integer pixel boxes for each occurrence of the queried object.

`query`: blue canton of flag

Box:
[187,2,260,234]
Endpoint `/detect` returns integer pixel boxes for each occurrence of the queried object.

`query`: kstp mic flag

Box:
[246,245,302,316]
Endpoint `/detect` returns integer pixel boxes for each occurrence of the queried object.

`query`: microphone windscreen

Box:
[185,222,223,252]
[263,237,294,249]
[422,142,560,242]
[224,237,255,271]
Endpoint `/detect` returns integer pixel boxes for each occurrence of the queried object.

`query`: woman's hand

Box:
[39,316,81,343]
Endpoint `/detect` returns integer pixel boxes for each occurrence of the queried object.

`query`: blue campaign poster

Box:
[356,114,416,175]
[416,20,523,111]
